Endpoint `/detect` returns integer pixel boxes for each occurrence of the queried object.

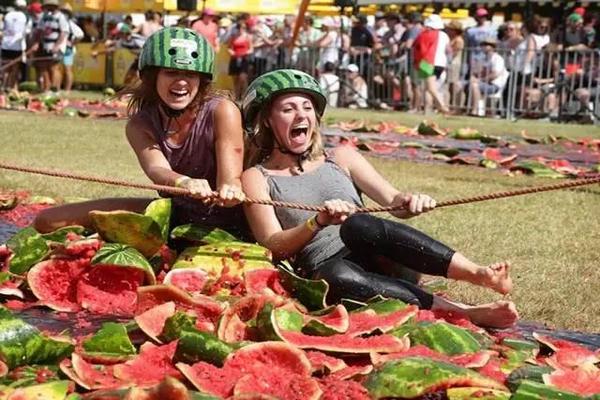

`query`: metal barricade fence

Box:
[271,44,599,123]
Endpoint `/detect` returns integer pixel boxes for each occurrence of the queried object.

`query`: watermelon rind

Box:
[89,210,164,258]
[6,380,71,400]
[135,302,177,343]
[257,303,304,341]
[172,242,273,276]
[41,226,87,243]
[512,380,586,400]
[277,263,329,311]
[364,356,507,399]
[81,322,136,362]
[170,224,238,244]
[408,321,482,355]
[6,227,49,275]
[447,387,511,400]
[162,268,208,295]
[175,329,235,367]
[144,198,171,242]
[302,304,349,336]
[159,311,197,343]
[507,365,554,392]
[91,243,156,284]
[0,307,74,369]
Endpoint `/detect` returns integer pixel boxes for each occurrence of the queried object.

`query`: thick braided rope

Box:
[1,161,599,213]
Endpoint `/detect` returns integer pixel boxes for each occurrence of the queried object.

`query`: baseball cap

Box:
[347,64,359,73]
[43,0,60,6]
[15,0,27,7]
[28,2,43,13]
[475,8,489,18]
[574,7,585,17]
[424,14,444,30]
[568,13,583,24]
[202,8,216,16]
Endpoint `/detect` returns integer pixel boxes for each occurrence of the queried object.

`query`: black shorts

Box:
[229,56,249,76]
[1,49,23,61]
[433,66,445,79]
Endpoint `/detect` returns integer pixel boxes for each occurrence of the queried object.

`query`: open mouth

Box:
[290,124,309,145]
[169,88,189,98]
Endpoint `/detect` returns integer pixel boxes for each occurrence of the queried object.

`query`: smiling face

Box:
[156,68,201,110]
[267,93,317,154]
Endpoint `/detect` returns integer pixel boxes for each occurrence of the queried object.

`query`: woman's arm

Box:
[213,99,246,205]
[126,116,214,197]
[242,168,322,259]
[333,146,435,218]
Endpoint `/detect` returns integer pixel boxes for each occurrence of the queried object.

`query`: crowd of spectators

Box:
[1,2,599,120]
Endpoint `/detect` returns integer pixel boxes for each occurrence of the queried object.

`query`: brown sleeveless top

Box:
[138,96,248,237]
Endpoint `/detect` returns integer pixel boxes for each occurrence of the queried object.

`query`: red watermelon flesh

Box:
[27,258,91,312]
[178,341,312,398]
[77,265,145,315]
[534,333,600,369]
[318,377,372,400]
[134,301,177,343]
[218,313,250,343]
[305,305,349,334]
[233,372,322,400]
[163,268,208,297]
[217,294,283,342]
[478,357,508,383]
[329,360,373,380]
[60,354,124,390]
[305,351,348,374]
[280,330,409,353]
[543,367,600,396]
[136,285,223,322]
[113,341,181,387]
[177,361,237,398]
[244,269,289,296]
[346,305,418,336]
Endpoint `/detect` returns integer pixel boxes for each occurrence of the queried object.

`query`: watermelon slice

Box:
[364,356,508,399]
[59,354,124,390]
[113,341,181,387]
[134,302,177,343]
[233,373,321,400]
[533,333,600,370]
[512,380,585,400]
[305,351,348,374]
[543,367,600,396]
[243,268,289,296]
[178,341,312,398]
[163,268,208,297]
[318,377,372,400]
[303,304,350,336]
[346,305,417,336]
[447,387,511,400]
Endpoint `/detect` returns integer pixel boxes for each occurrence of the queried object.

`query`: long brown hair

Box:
[119,67,215,117]
[245,96,324,168]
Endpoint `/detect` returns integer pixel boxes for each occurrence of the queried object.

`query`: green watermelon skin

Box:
[512,380,585,400]
[409,322,482,355]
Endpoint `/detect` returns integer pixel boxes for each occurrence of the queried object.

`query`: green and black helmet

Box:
[138,27,214,78]
[242,69,327,133]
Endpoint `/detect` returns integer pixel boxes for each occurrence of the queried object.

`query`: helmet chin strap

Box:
[275,141,312,173]
[159,103,186,136]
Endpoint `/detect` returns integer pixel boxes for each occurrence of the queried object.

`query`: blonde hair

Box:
[245,100,324,169]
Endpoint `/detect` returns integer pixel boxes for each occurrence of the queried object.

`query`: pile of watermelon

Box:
[0,199,598,399]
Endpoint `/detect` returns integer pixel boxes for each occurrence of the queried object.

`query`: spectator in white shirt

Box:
[1,0,31,90]
[468,38,509,115]
[319,61,340,107]
[345,63,368,109]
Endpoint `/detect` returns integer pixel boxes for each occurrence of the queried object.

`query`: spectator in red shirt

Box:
[192,8,219,51]
[228,15,253,100]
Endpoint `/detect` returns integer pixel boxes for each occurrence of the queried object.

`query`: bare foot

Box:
[477,262,513,295]
[464,300,519,329]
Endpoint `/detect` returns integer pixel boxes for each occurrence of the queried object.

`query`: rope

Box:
[0,161,599,213]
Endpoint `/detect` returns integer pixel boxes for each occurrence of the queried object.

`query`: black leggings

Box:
[311,214,455,309]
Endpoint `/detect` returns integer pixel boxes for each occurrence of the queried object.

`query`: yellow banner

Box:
[112,49,139,87]
[214,45,233,91]
[73,43,107,85]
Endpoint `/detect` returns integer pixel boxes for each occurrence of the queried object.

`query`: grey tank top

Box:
[138,96,245,232]
[256,157,363,270]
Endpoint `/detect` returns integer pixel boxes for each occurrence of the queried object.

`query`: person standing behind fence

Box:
[465,8,497,74]
[227,15,253,101]
[137,11,162,38]
[251,17,274,78]
[412,14,450,115]
[191,8,219,51]
[349,14,374,78]
[32,0,69,92]
[398,12,423,112]
[314,17,340,71]
[1,0,30,91]
[446,20,464,111]
[59,3,83,93]
[344,63,368,109]
[319,61,340,107]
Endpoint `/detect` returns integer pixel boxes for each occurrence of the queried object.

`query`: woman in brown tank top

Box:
[34,27,247,236]
[241,69,518,329]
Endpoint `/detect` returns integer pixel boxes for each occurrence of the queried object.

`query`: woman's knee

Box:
[339,214,377,246]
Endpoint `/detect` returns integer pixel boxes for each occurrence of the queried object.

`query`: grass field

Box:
[1,108,599,332]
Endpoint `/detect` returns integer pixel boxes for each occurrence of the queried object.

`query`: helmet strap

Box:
[159,103,186,136]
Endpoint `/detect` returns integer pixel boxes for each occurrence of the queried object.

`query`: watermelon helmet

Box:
[242,69,327,134]
[138,27,214,78]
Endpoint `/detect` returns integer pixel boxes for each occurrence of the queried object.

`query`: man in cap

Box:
[465,7,497,72]
[1,0,31,90]
[344,63,368,109]
[32,0,70,92]
[468,37,509,116]
[192,8,219,51]
[555,13,590,51]
[349,14,374,78]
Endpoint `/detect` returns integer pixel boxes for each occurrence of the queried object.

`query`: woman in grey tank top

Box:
[34,27,249,238]
[241,69,518,329]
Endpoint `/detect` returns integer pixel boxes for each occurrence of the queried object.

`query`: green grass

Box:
[1,108,599,332]
[326,108,600,140]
